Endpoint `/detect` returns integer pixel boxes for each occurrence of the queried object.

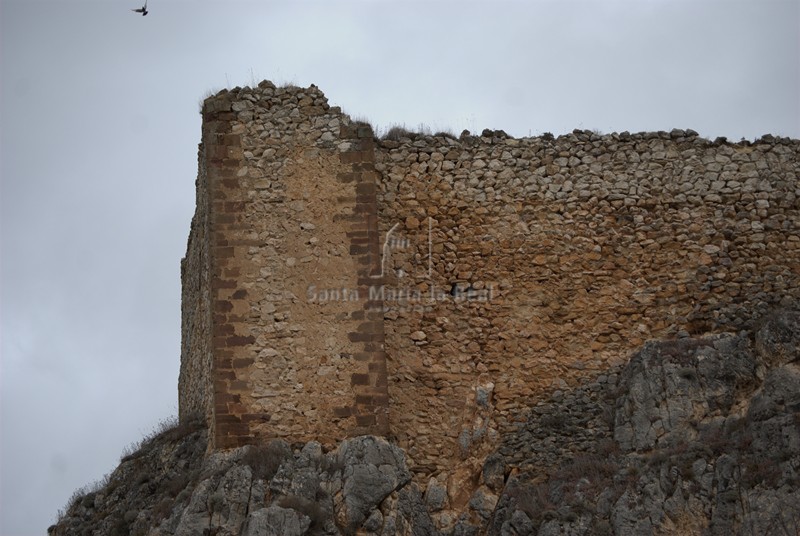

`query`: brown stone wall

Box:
[375,129,800,472]
[181,83,388,449]
[182,84,799,474]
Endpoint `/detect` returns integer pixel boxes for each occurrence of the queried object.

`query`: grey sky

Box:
[1,0,798,534]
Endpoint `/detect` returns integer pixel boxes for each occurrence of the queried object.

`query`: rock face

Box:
[490,309,800,536]
[49,431,425,536]
[51,311,800,535]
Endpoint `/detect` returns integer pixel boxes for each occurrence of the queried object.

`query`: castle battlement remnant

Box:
[180,81,799,474]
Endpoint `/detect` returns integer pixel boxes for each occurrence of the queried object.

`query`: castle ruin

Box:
[179,81,800,475]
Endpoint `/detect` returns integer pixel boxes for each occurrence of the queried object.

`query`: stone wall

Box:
[179,145,213,423]
[376,128,800,472]
[181,82,800,471]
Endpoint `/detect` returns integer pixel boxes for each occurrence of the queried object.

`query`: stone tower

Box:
[179,82,388,448]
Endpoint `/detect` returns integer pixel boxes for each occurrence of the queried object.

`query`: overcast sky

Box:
[1,0,798,534]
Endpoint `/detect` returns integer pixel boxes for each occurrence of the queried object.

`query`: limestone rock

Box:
[336,436,411,531]
[481,453,506,492]
[613,333,758,451]
[242,506,311,536]
[489,309,800,536]
[755,309,800,367]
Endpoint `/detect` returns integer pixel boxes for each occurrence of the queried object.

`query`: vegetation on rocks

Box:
[51,310,800,535]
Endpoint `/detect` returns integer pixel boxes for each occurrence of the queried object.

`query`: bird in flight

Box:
[131,1,148,15]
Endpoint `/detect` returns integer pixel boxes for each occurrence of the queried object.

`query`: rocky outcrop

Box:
[51,310,800,535]
[49,430,430,536]
[490,309,800,536]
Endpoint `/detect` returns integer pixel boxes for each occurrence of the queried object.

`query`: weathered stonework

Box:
[179,145,212,424]
[180,82,388,449]
[180,82,800,475]
[376,126,800,473]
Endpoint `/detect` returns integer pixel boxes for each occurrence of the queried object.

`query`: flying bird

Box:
[131,1,148,15]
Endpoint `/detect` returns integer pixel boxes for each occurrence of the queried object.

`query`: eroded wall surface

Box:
[375,128,800,471]
[179,146,213,423]
[181,84,800,472]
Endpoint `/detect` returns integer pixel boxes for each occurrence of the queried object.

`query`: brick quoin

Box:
[342,122,389,437]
